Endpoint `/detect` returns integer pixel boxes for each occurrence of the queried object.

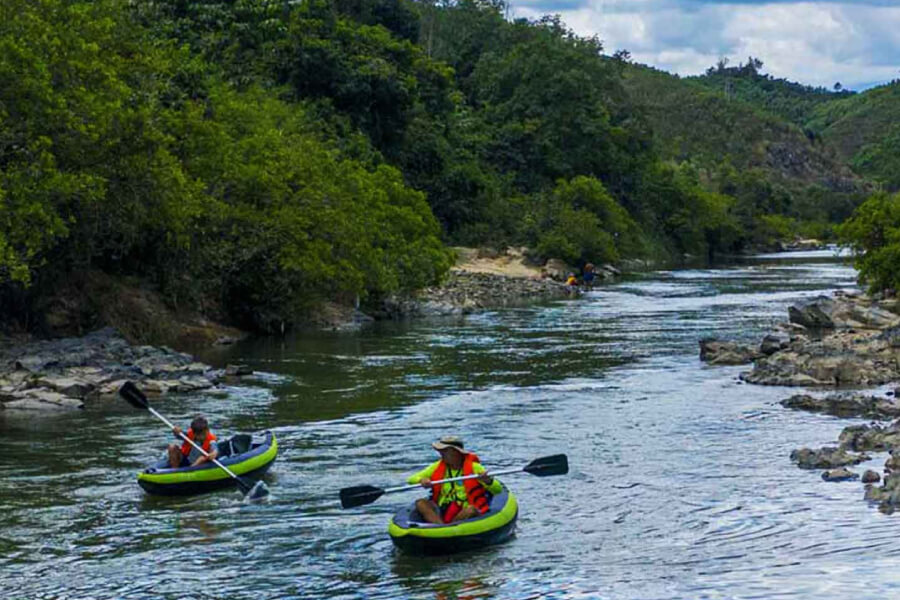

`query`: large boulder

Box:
[788,295,900,330]
[788,296,837,329]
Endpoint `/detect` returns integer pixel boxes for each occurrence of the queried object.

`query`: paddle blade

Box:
[340,485,385,509]
[119,381,150,410]
[245,480,270,503]
[523,454,568,477]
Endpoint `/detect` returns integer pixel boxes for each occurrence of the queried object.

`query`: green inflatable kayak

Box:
[388,486,518,555]
[137,431,277,496]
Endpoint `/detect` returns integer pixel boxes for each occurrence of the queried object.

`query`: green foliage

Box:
[4,0,890,336]
[806,82,900,191]
[470,17,650,194]
[636,163,742,257]
[837,192,900,293]
[693,57,852,126]
[523,176,640,264]
[0,0,450,332]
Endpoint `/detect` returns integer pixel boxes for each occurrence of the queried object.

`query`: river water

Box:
[4,250,900,600]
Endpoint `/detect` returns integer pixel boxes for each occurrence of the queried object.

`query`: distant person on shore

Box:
[582,263,595,288]
[167,416,218,468]
[565,272,578,286]
[408,436,502,524]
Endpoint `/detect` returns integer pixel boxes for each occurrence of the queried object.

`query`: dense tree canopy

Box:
[0,0,885,333]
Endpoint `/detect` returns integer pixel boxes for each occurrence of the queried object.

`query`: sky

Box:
[507,0,900,90]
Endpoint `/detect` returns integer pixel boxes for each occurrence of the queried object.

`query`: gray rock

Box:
[174,376,215,392]
[789,297,836,329]
[34,376,95,399]
[822,467,859,482]
[791,446,870,469]
[783,393,900,419]
[862,470,881,484]
[699,339,761,365]
[788,295,900,331]
[839,423,900,452]
[2,389,84,410]
[759,332,791,355]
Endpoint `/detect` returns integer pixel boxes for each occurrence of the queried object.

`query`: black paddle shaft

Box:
[339,453,569,509]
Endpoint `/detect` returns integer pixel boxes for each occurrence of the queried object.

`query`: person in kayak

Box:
[167,416,218,468]
[409,436,502,524]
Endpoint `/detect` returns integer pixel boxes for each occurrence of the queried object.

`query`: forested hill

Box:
[621,63,863,205]
[0,0,884,338]
[688,58,854,127]
[806,82,900,191]
[686,58,900,192]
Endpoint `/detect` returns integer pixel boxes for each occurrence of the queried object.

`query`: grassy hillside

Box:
[806,81,900,191]
[621,63,860,193]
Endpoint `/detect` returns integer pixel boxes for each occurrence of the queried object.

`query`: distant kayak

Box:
[388,486,518,555]
[137,431,277,496]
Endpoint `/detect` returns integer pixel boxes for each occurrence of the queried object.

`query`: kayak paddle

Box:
[119,381,270,502]
[339,453,568,509]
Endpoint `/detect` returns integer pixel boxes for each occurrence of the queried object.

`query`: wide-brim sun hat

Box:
[432,435,469,454]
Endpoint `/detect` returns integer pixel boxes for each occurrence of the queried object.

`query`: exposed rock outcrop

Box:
[0,328,235,411]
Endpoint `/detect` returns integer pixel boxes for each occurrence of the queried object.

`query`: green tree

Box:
[837,191,900,293]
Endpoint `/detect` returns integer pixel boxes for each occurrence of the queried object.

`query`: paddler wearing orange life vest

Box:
[166,416,218,469]
[408,436,503,524]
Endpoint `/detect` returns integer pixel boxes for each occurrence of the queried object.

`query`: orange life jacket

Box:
[181,428,217,457]
[430,453,491,515]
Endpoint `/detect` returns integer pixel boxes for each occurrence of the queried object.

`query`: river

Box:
[4,250,899,600]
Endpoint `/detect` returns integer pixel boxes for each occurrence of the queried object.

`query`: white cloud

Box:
[509,1,900,90]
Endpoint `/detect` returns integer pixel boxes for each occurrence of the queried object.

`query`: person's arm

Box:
[407,460,440,486]
[473,462,502,495]
[191,447,218,467]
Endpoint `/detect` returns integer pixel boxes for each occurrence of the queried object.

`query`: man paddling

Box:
[167,416,218,468]
[408,436,502,524]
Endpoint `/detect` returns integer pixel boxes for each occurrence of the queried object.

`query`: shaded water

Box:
[3,250,898,600]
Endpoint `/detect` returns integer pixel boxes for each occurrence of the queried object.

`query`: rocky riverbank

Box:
[370,247,622,320]
[700,290,900,511]
[375,270,578,319]
[0,327,249,412]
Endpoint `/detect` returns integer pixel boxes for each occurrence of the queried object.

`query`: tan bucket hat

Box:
[432,435,469,454]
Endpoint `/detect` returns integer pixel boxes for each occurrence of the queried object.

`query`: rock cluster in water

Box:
[700,291,900,385]
[0,327,244,412]
[701,290,900,512]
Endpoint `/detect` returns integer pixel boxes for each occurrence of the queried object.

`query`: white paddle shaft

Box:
[147,406,241,479]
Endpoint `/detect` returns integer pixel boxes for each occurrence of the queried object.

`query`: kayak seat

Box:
[216,434,253,458]
[230,434,252,455]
